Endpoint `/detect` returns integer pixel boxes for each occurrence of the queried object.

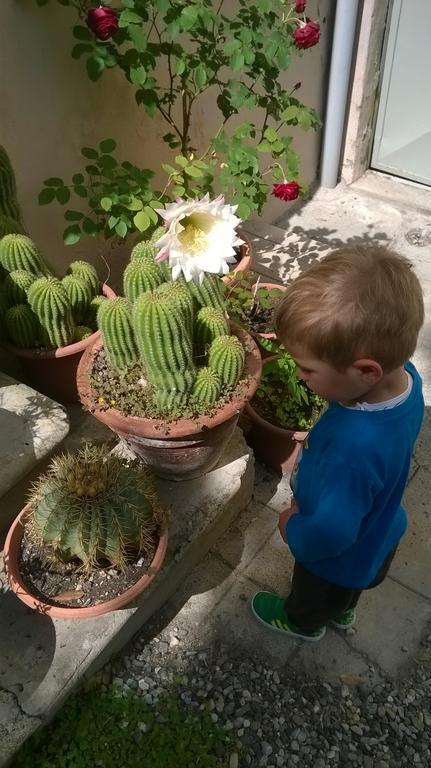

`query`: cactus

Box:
[0,214,25,238]
[26,444,163,571]
[131,236,171,281]
[191,367,221,406]
[133,290,195,394]
[186,273,226,314]
[0,234,49,276]
[66,260,99,298]
[62,274,92,323]
[208,334,245,389]
[194,307,229,359]
[97,297,139,371]
[5,304,39,348]
[155,280,194,334]
[155,388,191,412]
[0,146,22,224]
[27,276,75,349]
[3,270,35,307]
[84,294,107,329]
[73,325,93,342]
[123,256,164,304]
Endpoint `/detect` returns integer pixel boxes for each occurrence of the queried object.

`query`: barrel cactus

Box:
[84,294,107,329]
[186,273,226,314]
[62,274,92,323]
[97,297,139,371]
[131,236,171,281]
[123,255,164,304]
[194,307,229,359]
[27,276,75,349]
[0,234,49,275]
[0,145,22,224]
[5,304,39,348]
[4,270,35,307]
[191,367,221,406]
[133,290,195,396]
[26,444,164,571]
[66,260,99,298]
[73,325,93,342]
[208,334,245,389]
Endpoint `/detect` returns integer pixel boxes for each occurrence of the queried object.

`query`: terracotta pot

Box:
[245,356,304,474]
[4,284,115,405]
[4,504,168,619]
[77,327,262,481]
[250,281,286,359]
[221,229,252,285]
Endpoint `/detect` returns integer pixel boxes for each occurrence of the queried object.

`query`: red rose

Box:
[295,1,306,12]
[293,20,320,49]
[272,182,301,202]
[86,7,118,41]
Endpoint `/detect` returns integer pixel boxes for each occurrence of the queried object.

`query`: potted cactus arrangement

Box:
[224,273,287,358]
[0,233,114,403]
[78,197,262,480]
[4,444,167,618]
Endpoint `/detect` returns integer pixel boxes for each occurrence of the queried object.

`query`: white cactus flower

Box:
[155,194,244,283]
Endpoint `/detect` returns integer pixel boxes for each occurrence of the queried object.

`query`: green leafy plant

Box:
[224,272,285,334]
[36,0,321,244]
[254,338,325,430]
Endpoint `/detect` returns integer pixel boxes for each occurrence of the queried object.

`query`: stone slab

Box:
[0,428,254,768]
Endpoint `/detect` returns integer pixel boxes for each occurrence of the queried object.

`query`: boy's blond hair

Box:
[274,246,424,371]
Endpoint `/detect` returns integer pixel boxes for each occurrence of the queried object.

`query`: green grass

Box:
[13,687,234,768]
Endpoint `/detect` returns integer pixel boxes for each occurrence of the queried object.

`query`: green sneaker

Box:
[331,608,356,629]
[251,591,326,642]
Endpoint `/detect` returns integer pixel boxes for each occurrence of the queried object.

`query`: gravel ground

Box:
[93,619,431,768]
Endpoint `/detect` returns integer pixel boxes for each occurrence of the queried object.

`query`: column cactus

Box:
[0,145,23,225]
[0,234,49,275]
[155,281,195,335]
[186,273,226,314]
[194,307,229,360]
[123,255,164,304]
[4,270,36,307]
[5,304,39,348]
[66,260,99,298]
[208,334,245,389]
[62,274,92,323]
[84,294,107,330]
[27,276,75,349]
[133,289,195,396]
[131,235,171,281]
[97,297,139,371]
[0,215,25,238]
[191,367,221,406]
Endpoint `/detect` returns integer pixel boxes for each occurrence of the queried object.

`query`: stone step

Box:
[0,428,254,767]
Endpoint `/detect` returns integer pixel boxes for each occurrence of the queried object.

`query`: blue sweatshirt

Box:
[287,362,424,588]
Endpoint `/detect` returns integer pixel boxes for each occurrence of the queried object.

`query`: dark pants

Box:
[285,547,397,632]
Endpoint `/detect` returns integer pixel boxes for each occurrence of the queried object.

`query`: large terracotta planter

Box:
[245,356,304,474]
[250,281,286,359]
[4,504,168,619]
[4,284,115,405]
[221,229,252,285]
[77,327,262,481]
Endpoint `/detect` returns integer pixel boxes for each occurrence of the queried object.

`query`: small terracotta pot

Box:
[4,504,168,619]
[4,284,115,405]
[77,327,262,481]
[221,229,252,285]
[250,281,286,359]
[245,356,305,474]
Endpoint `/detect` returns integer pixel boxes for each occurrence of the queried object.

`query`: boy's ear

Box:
[352,359,383,383]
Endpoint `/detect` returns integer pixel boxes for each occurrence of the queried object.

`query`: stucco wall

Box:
[1,1,333,277]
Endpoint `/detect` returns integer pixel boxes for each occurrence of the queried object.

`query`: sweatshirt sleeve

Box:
[286,465,378,562]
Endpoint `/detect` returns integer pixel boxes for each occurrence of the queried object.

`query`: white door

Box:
[371,0,431,187]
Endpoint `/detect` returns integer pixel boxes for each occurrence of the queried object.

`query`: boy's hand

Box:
[278,499,298,541]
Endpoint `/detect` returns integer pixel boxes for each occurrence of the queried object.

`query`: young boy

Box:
[251,246,425,641]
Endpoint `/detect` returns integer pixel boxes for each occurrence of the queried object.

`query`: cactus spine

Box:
[4,270,35,307]
[186,274,226,314]
[194,307,229,359]
[5,304,39,348]
[62,275,92,323]
[192,367,221,406]
[133,290,195,395]
[27,444,163,571]
[97,297,139,371]
[0,234,48,275]
[66,260,99,298]
[123,256,164,304]
[27,277,75,349]
[0,146,22,224]
[208,334,245,389]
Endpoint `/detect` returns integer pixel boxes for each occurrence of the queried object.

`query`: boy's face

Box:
[288,345,382,404]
